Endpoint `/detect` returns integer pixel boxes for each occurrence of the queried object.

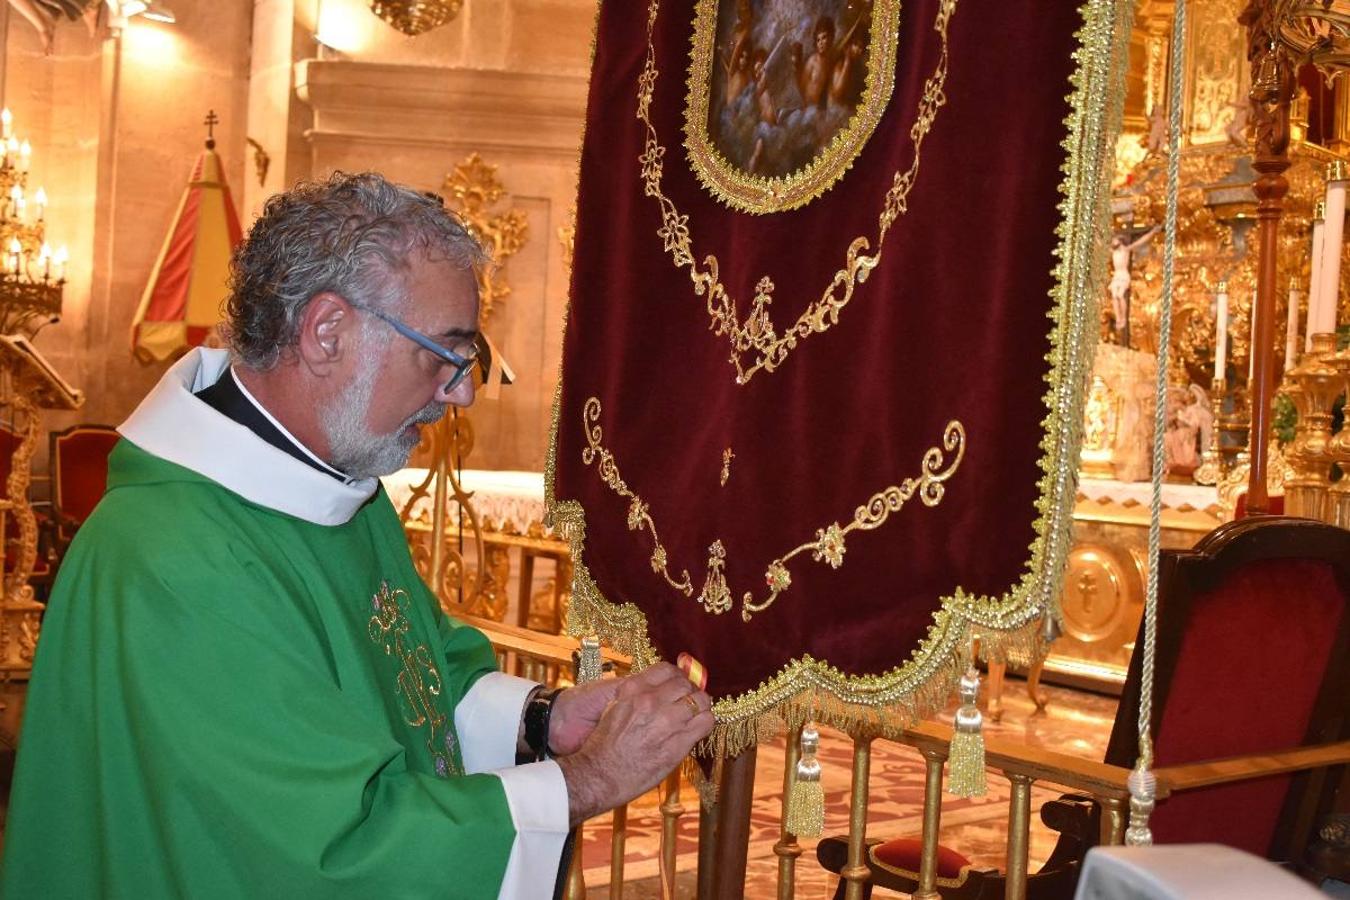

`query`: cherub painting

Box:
[709,0,876,178]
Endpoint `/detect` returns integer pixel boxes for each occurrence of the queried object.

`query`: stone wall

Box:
[3,0,599,474]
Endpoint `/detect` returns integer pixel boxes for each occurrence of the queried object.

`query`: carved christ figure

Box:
[1108,225,1159,346]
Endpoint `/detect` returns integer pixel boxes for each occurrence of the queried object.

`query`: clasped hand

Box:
[550,662,713,826]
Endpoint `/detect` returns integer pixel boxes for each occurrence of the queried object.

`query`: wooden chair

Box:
[817,516,1350,899]
[49,424,120,553]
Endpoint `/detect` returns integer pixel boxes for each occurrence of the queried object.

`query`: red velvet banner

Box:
[550,0,1122,731]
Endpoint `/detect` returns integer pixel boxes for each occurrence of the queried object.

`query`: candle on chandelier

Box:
[39,243,52,281]
[1286,278,1301,373]
[18,140,30,174]
[1,108,12,140]
[53,245,68,282]
[1215,282,1229,382]
[34,187,46,222]
[1315,161,1347,340]
[7,238,21,275]
[9,184,23,221]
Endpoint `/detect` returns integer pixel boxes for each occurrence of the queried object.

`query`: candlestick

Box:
[53,245,69,282]
[39,243,51,281]
[34,187,47,222]
[1286,278,1301,373]
[18,140,31,174]
[2,108,12,140]
[1215,282,1229,381]
[1316,161,1347,338]
[7,237,20,274]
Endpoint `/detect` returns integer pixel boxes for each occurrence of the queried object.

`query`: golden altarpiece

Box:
[1050,0,1350,693]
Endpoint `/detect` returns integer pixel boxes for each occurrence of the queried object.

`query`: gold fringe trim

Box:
[544,0,1134,759]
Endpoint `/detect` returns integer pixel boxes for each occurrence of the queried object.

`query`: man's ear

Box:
[296,292,355,374]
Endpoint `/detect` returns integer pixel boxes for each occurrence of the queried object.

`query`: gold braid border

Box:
[545,0,1134,757]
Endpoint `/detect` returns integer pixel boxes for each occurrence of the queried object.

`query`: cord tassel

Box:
[785,722,824,836]
[1125,761,1157,846]
[948,666,987,797]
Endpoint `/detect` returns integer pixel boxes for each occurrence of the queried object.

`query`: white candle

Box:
[1315,162,1347,338]
[8,238,21,274]
[53,245,68,282]
[1286,279,1301,372]
[1308,206,1325,352]
[1215,283,1229,381]
[2,108,12,140]
[18,140,30,174]
[39,243,51,281]
[34,187,46,222]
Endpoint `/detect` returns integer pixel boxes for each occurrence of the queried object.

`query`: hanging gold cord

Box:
[1128,0,1187,847]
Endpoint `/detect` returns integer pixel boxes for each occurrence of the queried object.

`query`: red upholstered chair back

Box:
[51,426,120,539]
[1105,517,1350,863]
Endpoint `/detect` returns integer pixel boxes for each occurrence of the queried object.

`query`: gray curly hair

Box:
[225,171,485,371]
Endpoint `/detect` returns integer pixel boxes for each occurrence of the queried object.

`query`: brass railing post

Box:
[1100,795,1127,845]
[609,803,628,899]
[659,768,684,898]
[912,744,949,900]
[1004,772,1035,900]
[774,724,804,900]
[841,735,875,900]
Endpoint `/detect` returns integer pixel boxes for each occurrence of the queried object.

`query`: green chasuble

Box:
[0,349,568,899]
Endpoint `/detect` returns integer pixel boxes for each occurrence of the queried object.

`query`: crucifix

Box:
[203,109,219,149]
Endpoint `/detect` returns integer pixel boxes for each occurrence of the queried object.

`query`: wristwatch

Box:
[519,686,563,764]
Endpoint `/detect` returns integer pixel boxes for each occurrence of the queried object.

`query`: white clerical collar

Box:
[118,348,379,526]
[227,367,356,485]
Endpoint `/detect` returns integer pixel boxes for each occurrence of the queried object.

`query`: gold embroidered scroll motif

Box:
[368,582,461,778]
[684,0,903,214]
[581,397,966,621]
[644,0,955,385]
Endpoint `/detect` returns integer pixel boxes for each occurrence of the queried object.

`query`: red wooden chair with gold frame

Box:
[817,516,1350,899]
[49,424,120,555]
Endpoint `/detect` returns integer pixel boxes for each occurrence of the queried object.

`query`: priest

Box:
[0,172,713,899]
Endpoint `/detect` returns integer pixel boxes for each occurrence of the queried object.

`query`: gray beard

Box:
[320,357,446,479]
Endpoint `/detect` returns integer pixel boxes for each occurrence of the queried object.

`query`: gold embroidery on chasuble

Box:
[639,0,955,385]
[580,398,966,621]
[368,582,461,778]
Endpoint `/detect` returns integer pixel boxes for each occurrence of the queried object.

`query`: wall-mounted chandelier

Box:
[369,0,464,37]
[0,108,66,336]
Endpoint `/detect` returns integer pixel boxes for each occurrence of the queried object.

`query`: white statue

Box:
[1108,226,1159,345]
[1143,104,1168,156]
[1164,384,1214,475]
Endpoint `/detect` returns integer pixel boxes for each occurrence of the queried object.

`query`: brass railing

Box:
[466,617,1350,898]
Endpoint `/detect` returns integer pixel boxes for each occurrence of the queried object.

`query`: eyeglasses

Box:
[352,304,479,395]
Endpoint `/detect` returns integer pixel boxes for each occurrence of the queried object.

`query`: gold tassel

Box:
[576,635,603,684]
[785,722,825,837]
[947,666,987,797]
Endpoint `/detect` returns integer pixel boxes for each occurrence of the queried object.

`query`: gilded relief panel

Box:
[1185,0,1246,145]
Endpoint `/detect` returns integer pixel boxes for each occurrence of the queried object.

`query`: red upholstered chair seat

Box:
[871,837,973,883]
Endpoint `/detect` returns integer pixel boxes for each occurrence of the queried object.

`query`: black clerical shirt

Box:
[195,367,351,483]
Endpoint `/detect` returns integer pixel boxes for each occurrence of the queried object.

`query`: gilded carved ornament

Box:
[441,153,528,326]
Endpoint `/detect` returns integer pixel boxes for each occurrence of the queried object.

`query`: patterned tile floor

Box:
[580,677,1119,898]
